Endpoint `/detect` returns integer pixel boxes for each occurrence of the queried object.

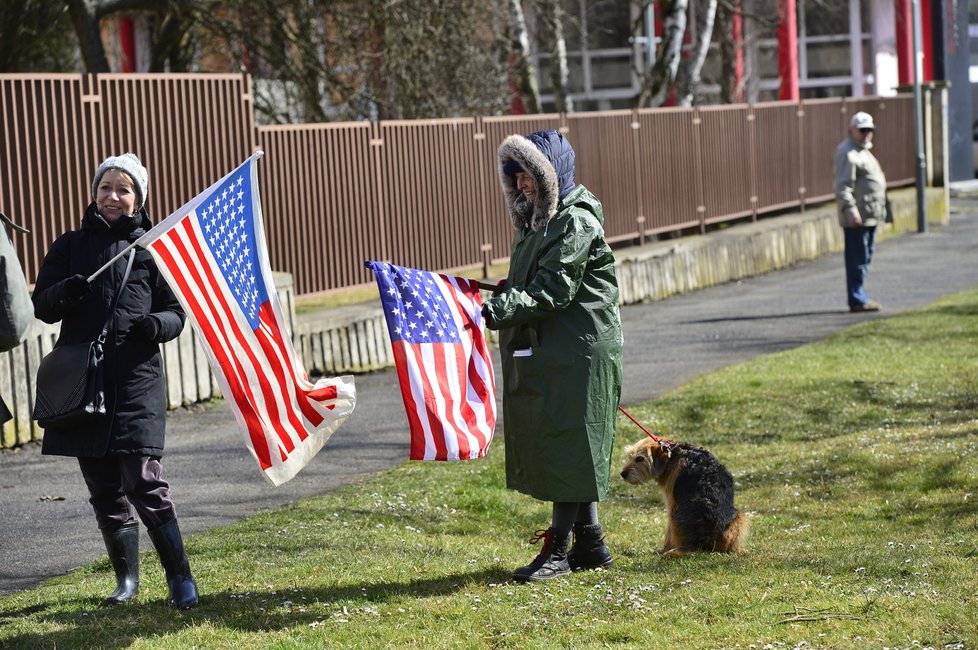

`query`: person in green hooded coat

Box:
[481,130,623,582]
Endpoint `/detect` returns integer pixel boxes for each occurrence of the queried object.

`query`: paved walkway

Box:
[2,195,978,597]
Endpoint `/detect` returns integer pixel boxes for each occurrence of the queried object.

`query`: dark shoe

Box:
[148,519,199,609]
[567,523,614,571]
[512,528,571,582]
[850,300,881,312]
[101,521,139,605]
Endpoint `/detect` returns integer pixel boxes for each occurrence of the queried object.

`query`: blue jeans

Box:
[844,225,877,307]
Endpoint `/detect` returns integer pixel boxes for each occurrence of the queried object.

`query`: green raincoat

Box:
[483,131,623,502]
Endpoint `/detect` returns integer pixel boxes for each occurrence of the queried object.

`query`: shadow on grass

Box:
[0,566,512,649]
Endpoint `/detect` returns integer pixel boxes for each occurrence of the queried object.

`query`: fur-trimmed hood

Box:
[497,130,577,232]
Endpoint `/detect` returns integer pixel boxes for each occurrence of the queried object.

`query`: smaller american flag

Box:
[366,261,496,461]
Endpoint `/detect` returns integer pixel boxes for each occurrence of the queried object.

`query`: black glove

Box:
[133,315,162,342]
[64,274,91,300]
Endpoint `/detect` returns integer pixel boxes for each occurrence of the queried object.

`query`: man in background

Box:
[834,111,888,313]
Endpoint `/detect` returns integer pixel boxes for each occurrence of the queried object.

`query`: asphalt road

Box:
[2,198,977,597]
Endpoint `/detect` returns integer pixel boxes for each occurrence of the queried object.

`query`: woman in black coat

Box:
[32,153,198,609]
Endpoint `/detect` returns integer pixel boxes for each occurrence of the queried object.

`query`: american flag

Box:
[365,261,496,461]
[136,153,356,486]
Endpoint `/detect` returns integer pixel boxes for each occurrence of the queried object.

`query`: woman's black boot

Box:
[148,519,199,609]
[101,521,140,605]
[567,523,614,571]
[512,528,571,582]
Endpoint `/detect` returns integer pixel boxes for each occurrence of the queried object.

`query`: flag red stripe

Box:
[392,342,431,461]
[148,234,275,469]
[448,343,475,458]
[257,303,328,424]
[425,343,454,461]
[250,317,310,442]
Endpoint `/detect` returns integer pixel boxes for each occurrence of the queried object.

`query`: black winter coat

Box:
[33,203,185,457]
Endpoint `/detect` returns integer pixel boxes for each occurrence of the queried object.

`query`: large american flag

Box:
[137,153,356,486]
[366,261,496,461]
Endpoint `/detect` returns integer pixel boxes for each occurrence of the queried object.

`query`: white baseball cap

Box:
[849,112,875,130]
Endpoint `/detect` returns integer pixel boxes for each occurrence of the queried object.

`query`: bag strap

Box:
[97,249,136,343]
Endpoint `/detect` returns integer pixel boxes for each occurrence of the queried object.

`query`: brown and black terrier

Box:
[620,437,749,558]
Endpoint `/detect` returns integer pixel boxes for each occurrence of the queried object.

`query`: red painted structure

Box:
[777,0,941,98]
[119,16,136,73]
[731,7,744,102]
[777,0,799,100]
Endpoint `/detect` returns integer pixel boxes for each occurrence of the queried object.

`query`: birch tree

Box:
[537,0,573,113]
[636,0,688,108]
[506,0,542,113]
[676,0,718,106]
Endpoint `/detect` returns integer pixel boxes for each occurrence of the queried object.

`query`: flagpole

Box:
[86,241,140,282]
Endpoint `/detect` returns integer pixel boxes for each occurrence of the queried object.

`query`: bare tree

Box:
[11,0,510,122]
[506,0,542,113]
[0,1,78,71]
[676,0,718,106]
[536,0,572,113]
[65,0,111,72]
[716,0,739,103]
[636,0,688,108]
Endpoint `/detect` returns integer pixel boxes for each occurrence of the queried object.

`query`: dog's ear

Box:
[651,442,672,478]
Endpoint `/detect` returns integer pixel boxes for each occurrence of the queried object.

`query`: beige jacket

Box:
[833,137,887,228]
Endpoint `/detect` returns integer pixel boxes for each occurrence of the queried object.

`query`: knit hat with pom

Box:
[92,153,148,208]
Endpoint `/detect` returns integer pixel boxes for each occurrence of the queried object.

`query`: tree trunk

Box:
[65,0,111,72]
[507,0,541,114]
[538,0,572,113]
[717,0,747,103]
[636,0,688,108]
[676,0,717,107]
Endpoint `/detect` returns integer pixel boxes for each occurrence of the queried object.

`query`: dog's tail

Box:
[719,512,750,553]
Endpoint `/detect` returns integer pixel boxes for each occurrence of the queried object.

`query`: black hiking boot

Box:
[512,528,571,582]
[567,523,614,571]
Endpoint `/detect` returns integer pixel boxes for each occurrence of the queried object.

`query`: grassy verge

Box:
[2,290,977,649]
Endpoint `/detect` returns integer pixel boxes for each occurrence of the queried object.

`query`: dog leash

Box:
[617,405,660,442]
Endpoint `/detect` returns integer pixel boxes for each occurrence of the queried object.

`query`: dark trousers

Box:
[78,455,176,532]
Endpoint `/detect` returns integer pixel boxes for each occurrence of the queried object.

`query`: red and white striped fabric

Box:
[366,261,496,461]
[137,153,356,486]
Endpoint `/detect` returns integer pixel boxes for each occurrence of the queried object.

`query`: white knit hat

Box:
[92,153,148,209]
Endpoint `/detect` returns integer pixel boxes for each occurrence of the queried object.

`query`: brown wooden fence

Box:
[1,73,916,297]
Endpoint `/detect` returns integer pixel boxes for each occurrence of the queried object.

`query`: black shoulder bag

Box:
[33,250,135,429]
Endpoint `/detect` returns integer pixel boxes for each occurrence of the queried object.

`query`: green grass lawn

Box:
[3,290,977,649]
